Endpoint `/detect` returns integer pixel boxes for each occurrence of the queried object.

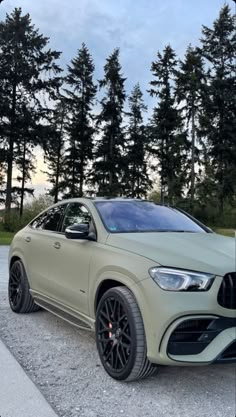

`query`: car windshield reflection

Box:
[95,201,206,233]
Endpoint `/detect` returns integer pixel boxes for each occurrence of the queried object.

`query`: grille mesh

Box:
[217,273,236,309]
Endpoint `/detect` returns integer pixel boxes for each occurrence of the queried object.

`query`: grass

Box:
[214,228,235,237]
[0,231,15,245]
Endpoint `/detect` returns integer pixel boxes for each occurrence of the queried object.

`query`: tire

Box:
[8,259,40,314]
[95,286,157,382]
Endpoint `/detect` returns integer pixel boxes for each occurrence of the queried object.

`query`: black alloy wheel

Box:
[8,260,40,313]
[9,260,23,311]
[96,286,157,381]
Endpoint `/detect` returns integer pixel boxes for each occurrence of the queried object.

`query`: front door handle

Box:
[25,236,31,243]
[53,242,61,250]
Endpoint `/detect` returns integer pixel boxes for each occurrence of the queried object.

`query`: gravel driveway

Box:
[0,246,235,417]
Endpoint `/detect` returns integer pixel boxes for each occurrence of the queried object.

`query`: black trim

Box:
[217,272,236,310]
[214,341,236,363]
[167,317,235,356]
[159,314,236,364]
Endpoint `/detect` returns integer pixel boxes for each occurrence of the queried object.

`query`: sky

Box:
[0,0,235,197]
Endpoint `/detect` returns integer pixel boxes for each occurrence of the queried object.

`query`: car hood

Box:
[106,232,235,276]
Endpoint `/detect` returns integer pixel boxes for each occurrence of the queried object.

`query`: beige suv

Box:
[8,198,236,381]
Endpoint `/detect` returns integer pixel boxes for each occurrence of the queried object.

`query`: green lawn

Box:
[214,228,235,237]
[0,232,15,245]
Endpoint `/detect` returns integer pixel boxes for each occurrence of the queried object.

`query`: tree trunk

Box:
[5,80,17,214]
[54,115,64,203]
[79,83,85,197]
[19,138,27,217]
[190,107,196,213]
[108,130,113,193]
[160,137,164,204]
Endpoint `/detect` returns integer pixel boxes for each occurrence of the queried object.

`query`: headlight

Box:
[149,267,215,291]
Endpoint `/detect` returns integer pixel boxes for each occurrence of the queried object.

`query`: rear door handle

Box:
[53,242,61,249]
[25,236,31,243]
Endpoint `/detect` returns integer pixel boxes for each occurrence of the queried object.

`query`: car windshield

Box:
[95,201,206,233]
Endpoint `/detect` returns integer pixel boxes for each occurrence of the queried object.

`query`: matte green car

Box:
[8,198,236,381]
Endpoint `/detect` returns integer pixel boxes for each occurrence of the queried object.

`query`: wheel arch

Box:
[9,251,32,286]
[94,279,125,314]
[9,255,21,269]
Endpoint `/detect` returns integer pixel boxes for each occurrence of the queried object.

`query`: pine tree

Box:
[124,84,151,197]
[175,45,206,211]
[0,8,61,215]
[44,101,66,203]
[62,43,97,198]
[200,5,236,213]
[149,46,189,204]
[92,48,126,196]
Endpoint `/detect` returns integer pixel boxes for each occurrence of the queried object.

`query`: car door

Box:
[46,202,96,316]
[22,209,51,293]
[24,204,68,296]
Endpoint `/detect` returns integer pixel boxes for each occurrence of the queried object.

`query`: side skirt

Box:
[31,291,95,332]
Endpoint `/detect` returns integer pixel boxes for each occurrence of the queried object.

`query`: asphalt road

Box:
[0,246,235,417]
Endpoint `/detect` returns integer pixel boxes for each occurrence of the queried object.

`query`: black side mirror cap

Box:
[65,223,90,240]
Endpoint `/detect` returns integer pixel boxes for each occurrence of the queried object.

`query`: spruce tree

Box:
[149,46,189,204]
[44,101,66,203]
[124,84,151,197]
[0,8,61,215]
[63,43,97,198]
[175,45,206,211]
[92,48,126,196]
[200,5,236,213]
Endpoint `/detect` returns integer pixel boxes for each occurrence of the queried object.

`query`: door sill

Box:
[32,292,95,331]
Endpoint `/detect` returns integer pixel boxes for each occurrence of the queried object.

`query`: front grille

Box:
[217,273,236,309]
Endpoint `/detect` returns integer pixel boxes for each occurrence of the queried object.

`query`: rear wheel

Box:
[8,260,40,313]
[95,286,157,381]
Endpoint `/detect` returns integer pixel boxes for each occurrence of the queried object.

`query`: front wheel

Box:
[95,286,157,381]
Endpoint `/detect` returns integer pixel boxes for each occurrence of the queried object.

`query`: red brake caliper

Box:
[108,322,112,338]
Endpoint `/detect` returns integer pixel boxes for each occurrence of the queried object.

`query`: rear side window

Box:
[30,204,67,232]
[62,203,92,232]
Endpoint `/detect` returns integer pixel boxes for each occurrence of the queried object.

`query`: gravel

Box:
[0,246,235,417]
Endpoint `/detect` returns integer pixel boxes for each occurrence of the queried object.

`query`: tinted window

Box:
[30,205,67,231]
[95,201,206,233]
[44,205,67,231]
[30,211,49,229]
[62,203,92,232]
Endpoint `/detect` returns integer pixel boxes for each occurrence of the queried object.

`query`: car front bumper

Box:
[134,276,236,366]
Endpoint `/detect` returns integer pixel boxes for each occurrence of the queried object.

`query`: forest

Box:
[0,5,235,230]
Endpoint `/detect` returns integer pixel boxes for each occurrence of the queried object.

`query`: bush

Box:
[3,195,54,232]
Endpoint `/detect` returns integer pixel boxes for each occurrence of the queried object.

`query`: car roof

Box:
[59,197,153,203]
[64,197,165,205]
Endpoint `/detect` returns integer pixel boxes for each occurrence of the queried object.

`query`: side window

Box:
[30,211,49,229]
[62,203,92,232]
[43,205,67,232]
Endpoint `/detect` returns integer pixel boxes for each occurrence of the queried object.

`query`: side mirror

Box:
[65,223,90,240]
